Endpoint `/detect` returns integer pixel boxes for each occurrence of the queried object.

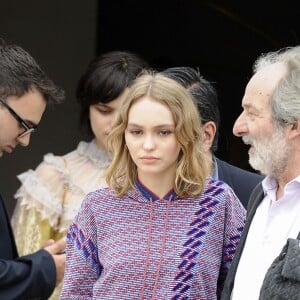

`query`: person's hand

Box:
[44,237,66,285]
[42,238,55,248]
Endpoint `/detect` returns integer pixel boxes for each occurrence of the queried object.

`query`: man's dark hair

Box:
[0,39,64,103]
[162,66,220,152]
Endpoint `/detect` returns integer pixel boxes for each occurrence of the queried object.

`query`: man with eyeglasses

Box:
[0,96,38,156]
[0,96,37,137]
[0,40,66,299]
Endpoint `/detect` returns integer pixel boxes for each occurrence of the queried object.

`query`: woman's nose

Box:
[143,135,155,150]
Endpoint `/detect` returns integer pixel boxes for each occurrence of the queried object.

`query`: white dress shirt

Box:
[231,175,300,300]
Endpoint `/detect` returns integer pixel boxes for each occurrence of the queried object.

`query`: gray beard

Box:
[244,129,289,178]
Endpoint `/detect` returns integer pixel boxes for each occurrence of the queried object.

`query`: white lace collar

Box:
[77,140,111,168]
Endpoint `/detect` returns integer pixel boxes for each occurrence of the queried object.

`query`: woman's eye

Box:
[130,130,142,135]
[97,108,112,115]
[159,130,171,136]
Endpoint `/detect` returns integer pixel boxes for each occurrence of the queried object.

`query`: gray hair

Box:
[253,46,300,127]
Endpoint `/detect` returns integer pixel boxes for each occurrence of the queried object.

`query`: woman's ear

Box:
[202,121,217,153]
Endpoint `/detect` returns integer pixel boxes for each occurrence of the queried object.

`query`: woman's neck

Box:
[137,174,174,199]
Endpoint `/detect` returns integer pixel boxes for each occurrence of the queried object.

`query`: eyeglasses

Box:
[0,97,37,138]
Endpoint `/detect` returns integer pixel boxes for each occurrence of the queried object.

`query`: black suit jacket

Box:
[216,157,264,208]
[221,183,264,299]
[0,194,56,300]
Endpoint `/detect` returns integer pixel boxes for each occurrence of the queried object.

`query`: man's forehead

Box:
[249,62,287,91]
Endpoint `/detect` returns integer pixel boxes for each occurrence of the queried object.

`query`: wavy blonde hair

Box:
[106,70,211,198]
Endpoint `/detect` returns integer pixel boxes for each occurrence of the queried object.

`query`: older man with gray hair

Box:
[222,46,300,300]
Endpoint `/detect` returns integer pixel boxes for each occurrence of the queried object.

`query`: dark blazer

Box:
[0,194,56,300]
[216,157,264,208]
[221,183,264,299]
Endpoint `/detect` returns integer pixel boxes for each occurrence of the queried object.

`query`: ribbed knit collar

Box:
[135,178,177,202]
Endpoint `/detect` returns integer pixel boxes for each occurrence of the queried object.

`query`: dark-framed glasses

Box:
[0,97,37,138]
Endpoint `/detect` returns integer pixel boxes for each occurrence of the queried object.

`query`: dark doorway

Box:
[97,0,300,171]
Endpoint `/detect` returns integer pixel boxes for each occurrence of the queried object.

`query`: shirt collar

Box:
[212,155,219,180]
[262,174,300,198]
[135,178,177,202]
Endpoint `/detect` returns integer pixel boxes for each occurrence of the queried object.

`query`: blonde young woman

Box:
[11,51,148,299]
[60,71,246,300]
